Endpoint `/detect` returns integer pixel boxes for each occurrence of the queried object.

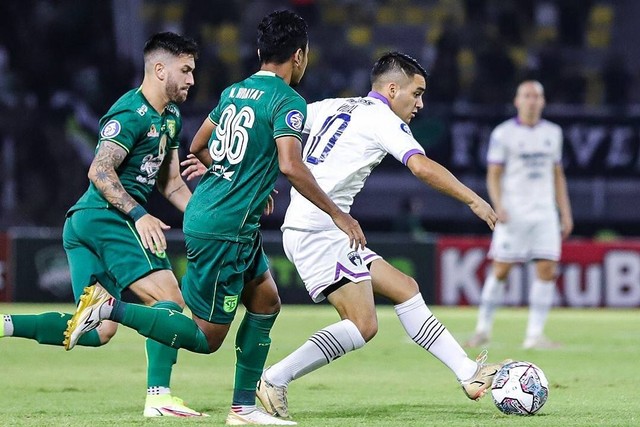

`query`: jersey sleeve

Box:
[553,125,563,163]
[274,94,307,141]
[303,100,325,134]
[486,127,506,164]
[98,110,145,153]
[374,112,425,165]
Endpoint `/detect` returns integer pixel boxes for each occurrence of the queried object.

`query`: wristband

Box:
[128,205,147,222]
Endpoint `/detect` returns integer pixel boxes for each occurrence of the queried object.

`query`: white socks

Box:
[395,294,477,381]
[147,386,171,396]
[525,279,555,339]
[266,319,365,386]
[475,274,505,335]
[2,315,13,336]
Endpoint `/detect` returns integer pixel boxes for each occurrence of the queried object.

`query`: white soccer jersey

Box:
[486,118,563,219]
[282,95,425,231]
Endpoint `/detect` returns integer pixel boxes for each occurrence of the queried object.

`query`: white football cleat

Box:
[225,408,297,425]
[256,370,290,418]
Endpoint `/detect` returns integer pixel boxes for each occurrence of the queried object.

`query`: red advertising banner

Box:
[0,233,10,302]
[436,237,640,308]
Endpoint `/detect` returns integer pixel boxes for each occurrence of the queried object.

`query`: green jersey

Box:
[184,71,306,242]
[68,88,182,213]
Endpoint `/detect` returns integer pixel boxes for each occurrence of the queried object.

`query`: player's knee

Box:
[353,316,378,342]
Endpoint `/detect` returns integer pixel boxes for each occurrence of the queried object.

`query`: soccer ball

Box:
[491,361,549,416]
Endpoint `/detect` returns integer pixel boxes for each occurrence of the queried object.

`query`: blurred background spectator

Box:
[1,0,639,238]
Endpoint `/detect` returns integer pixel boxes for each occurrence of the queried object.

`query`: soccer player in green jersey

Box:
[64,10,366,425]
[1,32,207,417]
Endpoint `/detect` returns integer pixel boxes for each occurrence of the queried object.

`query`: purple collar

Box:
[367,91,390,107]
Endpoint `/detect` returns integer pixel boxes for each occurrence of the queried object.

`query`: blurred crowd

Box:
[0,0,637,229]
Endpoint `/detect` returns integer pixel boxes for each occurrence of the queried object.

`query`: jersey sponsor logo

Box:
[100,120,121,139]
[347,251,363,266]
[166,119,177,138]
[286,110,304,132]
[400,123,413,136]
[136,104,148,116]
[211,164,235,181]
[223,295,239,313]
[147,124,159,137]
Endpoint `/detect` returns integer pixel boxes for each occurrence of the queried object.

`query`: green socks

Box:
[111,300,210,354]
[10,312,101,346]
[233,311,278,405]
[146,301,183,388]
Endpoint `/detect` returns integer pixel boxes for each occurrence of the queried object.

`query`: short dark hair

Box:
[144,32,199,59]
[370,52,428,85]
[257,10,308,64]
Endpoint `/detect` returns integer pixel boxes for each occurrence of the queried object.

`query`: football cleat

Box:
[63,285,112,350]
[256,371,290,418]
[460,350,512,400]
[143,395,209,417]
[522,335,562,350]
[225,407,297,425]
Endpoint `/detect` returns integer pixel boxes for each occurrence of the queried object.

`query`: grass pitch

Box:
[0,304,637,426]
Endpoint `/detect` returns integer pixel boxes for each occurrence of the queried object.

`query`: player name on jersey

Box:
[229,87,265,100]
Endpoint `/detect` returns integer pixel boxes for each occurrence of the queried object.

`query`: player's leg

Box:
[259,279,372,418]
[467,221,524,347]
[370,258,503,400]
[2,215,111,347]
[523,259,560,349]
[523,217,562,349]
[466,260,512,347]
[126,269,209,417]
[258,229,372,418]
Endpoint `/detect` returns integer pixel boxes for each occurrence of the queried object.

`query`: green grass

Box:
[0,304,637,426]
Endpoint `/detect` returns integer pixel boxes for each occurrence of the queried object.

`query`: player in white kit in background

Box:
[465,80,573,350]
[256,52,510,421]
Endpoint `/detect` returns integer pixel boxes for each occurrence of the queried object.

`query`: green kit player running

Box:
[1,32,206,417]
[64,10,366,426]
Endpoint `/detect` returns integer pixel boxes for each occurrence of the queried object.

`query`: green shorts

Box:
[181,232,269,324]
[62,208,172,301]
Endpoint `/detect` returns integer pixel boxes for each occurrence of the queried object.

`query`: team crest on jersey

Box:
[166,120,176,138]
[286,110,304,131]
[100,120,121,138]
[347,251,363,267]
[223,295,239,313]
[400,123,412,136]
[147,124,159,137]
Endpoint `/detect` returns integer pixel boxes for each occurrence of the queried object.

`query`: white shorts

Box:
[488,216,561,263]
[282,228,381,302]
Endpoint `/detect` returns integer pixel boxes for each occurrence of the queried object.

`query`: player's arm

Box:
[189,118,215,168]
[487,163,507,222]
[88,140,168,254]
[554,164,573,239]
[276,136,367,249]
[157,148,192,212]
[406,154,497,230]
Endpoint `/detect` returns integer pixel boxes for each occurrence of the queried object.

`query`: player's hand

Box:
[561,214,573,239]
[263,189,278,216]
[332,212,367,250]
[469,197,498,230]
[180,154,207,181]
[134,214,171,255]
[496,206,509,223]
